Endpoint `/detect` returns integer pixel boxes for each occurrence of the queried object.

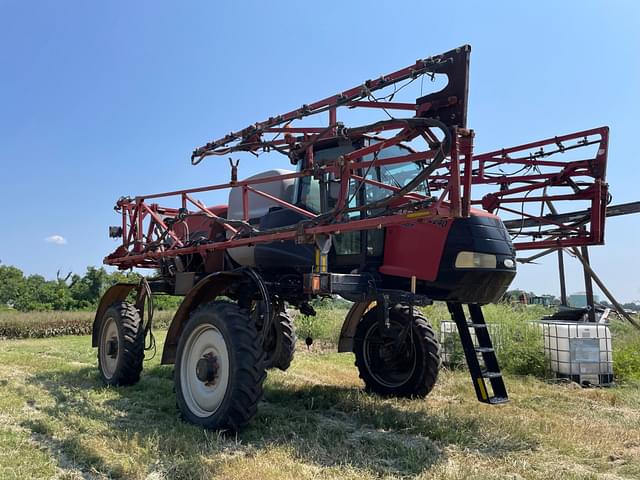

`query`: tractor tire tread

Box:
[268,311,296,371]
[174,300,266,431]
[98,301,145,387]
[354,303,441,398]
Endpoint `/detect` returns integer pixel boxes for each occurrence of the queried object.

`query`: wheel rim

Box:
[180,324,230,418]
[363,319,417,388]
[99,316,119,379]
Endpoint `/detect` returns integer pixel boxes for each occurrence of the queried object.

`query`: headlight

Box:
[455,251,497,269]
[503,258,515,269]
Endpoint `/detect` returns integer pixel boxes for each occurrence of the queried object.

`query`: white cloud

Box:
[45,235,67,245]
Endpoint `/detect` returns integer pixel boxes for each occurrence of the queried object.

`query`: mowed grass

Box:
[0,331,639,479]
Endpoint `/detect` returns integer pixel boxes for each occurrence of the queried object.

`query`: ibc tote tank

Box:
[541,320,613,386]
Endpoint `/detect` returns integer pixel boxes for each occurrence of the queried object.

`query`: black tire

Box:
[174,301,266,430]
[97,301,145,386]
[354,304,441,398]
[246,300,296,371]
[264,310,296,371]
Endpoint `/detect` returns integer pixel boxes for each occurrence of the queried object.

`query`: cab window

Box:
[364,145,427,204]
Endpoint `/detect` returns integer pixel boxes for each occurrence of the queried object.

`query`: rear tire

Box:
[354,304,441,398]
[264,310,296,371]
[97,302,145,386]
[174,301,266,430]
[246,300,297,371]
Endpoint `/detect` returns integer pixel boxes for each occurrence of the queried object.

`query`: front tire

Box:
[354,304,441,397]
[97,301,145,386]
[174,301,266,430]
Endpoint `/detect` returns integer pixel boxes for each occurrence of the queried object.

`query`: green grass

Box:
[423,303,553,377]
[3,303,639,380]
[3,302,638,380]
[610,318,640,383]
[423,303,640,382]
[293,307,347,347]
[1,330,639,479]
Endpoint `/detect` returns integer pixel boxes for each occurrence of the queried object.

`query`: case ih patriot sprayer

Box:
[93,45,609,429]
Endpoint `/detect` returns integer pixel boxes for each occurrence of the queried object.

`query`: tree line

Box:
[0,262,180,311]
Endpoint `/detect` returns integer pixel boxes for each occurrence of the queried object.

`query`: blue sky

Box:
[1,1,639,302]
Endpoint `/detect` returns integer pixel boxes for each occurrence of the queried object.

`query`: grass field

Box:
[1,329,640,479]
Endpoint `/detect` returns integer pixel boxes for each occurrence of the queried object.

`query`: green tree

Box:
[14,274,51,311]
[0,263,25,307]
[0,262,175,312]
[69,267,111,308]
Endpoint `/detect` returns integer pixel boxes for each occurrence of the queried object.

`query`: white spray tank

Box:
[226,169,296,266]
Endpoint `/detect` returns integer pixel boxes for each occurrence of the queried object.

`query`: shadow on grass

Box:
[24,363,538,478]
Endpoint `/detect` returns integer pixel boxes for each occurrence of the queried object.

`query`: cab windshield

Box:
[295,142,426,213]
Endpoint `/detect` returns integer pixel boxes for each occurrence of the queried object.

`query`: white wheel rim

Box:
[180,324,230,418]
[99,316,119,379]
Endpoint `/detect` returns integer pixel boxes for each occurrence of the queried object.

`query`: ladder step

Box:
[467,323,488,329]
[448,302,508,405]
[488,396,509,405]
[475,347,494,353]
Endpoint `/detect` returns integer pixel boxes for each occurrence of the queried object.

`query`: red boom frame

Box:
[105,46,609,270]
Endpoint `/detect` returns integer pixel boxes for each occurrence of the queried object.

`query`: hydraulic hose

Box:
[200,117,452,238]
[341,117,452,213]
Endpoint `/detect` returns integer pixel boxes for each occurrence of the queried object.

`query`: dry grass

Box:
[0,310,175,339]
[0,330,639,479]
